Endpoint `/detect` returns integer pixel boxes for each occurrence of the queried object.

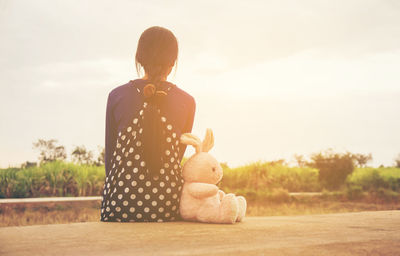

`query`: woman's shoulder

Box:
[168,82,195,106]
[107,80,146,106]
[108,81,135,98]
[108,79,195,107]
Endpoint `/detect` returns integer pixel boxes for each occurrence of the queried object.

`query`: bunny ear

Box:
[201,128,214,153]
[180,133,202,153]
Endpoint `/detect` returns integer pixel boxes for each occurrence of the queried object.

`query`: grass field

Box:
[221,161,321,192]
[347,167,400,192]
[1,161,400,199]
[1,160,399,227]
[0,161,104,198]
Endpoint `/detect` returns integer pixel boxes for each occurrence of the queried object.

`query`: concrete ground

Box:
[0,211,399,256]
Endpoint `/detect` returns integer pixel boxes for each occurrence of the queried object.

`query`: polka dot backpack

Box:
[100,82,184,222]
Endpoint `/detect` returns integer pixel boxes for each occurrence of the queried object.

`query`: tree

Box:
[94,146,105,166]
[268,159,287,166]
[351,153,372,167]
[33,139,67,164]
[71,145,94,165]
[395,154,400,168]
[294,154,307,167]
[20,161,37,169]
[309,149,355,190]
[220,162,229,170]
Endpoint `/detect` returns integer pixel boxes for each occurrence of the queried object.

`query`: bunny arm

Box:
[218,190,225,201]
[186,183,219,199]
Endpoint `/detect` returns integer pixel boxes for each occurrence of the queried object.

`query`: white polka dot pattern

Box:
[100,97,184,222]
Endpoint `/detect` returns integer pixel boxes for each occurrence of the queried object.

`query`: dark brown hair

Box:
[135,26,179,176]
[135,26,178,85]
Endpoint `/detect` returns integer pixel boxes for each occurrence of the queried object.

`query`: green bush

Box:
[221,162,320,192]
[309,150,355,190]
[346,185,364,200]
[347,167,400,192]
[2,160,400,199]
[373,188,399,202]
[0,161,105,198]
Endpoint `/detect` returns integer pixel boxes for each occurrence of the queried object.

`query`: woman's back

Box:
[101,79,195,222]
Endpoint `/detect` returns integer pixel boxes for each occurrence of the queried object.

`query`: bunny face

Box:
[180,129,223,184]
[182,152,223,184]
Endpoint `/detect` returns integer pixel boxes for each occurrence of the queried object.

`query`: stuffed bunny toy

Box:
[179,129,246,224]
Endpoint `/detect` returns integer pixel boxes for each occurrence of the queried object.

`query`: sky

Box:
[0,0,399,168]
